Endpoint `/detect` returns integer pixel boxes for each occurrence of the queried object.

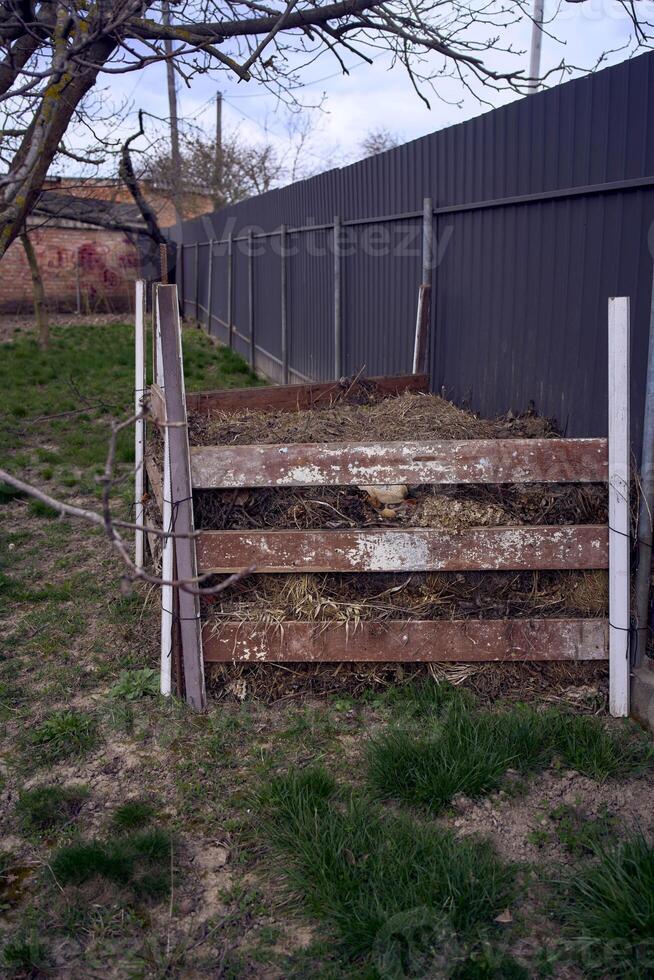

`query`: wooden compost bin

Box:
[141,285,630,715]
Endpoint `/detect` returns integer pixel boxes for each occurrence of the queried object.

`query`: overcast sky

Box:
[69,0,652,180]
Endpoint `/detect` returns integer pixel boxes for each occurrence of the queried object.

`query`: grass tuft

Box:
[30,709,98,762]
[259,767,514,969]
[109,667,159,700]
[51,828,171,901]
[561,831,654,977]
[1,931,47,975]
[366,686,653,813]
[16,784,89,833]
[111,799,156,831]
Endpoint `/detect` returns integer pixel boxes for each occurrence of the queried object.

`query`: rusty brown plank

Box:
[145,453,163,512]
[185,373,429,415]
[196,525,608,573]
[202,618,608,663]
[190,437,607,489]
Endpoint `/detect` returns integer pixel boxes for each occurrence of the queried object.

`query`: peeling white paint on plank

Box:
[202,619,608,663]
[190,438,607,489]
[196,525,608,573]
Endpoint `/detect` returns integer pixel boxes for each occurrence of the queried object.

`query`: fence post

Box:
[421,197,433,374]
[227,231,234,349]
[158,284,206,711]
[194,241,200,323]
[334,215,342,379]
[206,239,214,335]
[635,266,654,666]
[608,296,630,718]
[248,229,255,370]
[280,224,288,384]
[177,243,184,315]
[134,279,146,570]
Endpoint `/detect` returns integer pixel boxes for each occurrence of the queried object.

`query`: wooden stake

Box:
[413,283,432,375]
[157,285,206,711]
[608,296,630,717]
[134,280,146,570]
[161,421,174,697]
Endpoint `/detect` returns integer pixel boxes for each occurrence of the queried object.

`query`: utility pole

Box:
[527,0,545,93]
[162,0,183,222]
[214,92,223,209]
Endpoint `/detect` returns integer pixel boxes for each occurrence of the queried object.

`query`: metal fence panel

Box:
[156,50,654,450]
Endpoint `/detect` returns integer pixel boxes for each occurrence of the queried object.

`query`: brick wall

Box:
[0,225,140,315]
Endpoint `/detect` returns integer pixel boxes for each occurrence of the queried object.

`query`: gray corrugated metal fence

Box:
[158,50,654,449]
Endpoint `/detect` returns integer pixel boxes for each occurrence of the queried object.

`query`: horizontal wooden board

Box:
[202,618,608,663]
[190,438,607,488]
[196,525,608,573]
[149,375,428,425]
[186,373,428,415]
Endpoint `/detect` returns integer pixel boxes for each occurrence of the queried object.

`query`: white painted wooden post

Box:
[161,428,173,697]
[134,280,146,570]
[608,296,630,717]
[155,284,173,697]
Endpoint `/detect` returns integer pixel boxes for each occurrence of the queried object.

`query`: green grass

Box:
[16,784,89,833]
[366,683,653,813]
[1,930,48,976]
[29,709,98,763]
[0,323,258,494]
[51,828,171,901]
[259,767,514,974]
[109,667,159,700]
[111,799,156,831]
[548,803,619,856]
[561,832,654,977]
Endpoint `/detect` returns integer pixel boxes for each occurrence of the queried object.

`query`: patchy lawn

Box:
[1,322,653,978]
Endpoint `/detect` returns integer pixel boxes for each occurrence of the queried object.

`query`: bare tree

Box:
[140,113,319,207]
[360,126,399,158]
[1,0,650,260]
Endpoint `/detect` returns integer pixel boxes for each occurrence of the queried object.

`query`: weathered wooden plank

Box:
[190,437,607,489]
[145,453,163,512]
[196,525,608,573]
[186,373,429,415]
[149,383,166,425]
[158,285,206,712]
[150,375,429,425]
[202,618,608,663]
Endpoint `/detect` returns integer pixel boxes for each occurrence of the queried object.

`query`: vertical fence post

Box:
[334,215,342,379]
[158,284,206,711]
[280,224,288,384]
[227,231,234,349]
[154,284,173,697]
[635,266,654,666]
[134,280,146,570]
[608,295,630,718]
[194,241,200,322]
[248,229,255,370]
[177,243,184,315]
[421,197,433,375]
[207,239,214,335]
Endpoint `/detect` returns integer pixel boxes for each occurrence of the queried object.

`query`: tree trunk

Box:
[20,231,49,349]
[0,35,117,260]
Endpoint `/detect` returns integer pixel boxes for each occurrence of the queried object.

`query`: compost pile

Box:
[187,388,610,631]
